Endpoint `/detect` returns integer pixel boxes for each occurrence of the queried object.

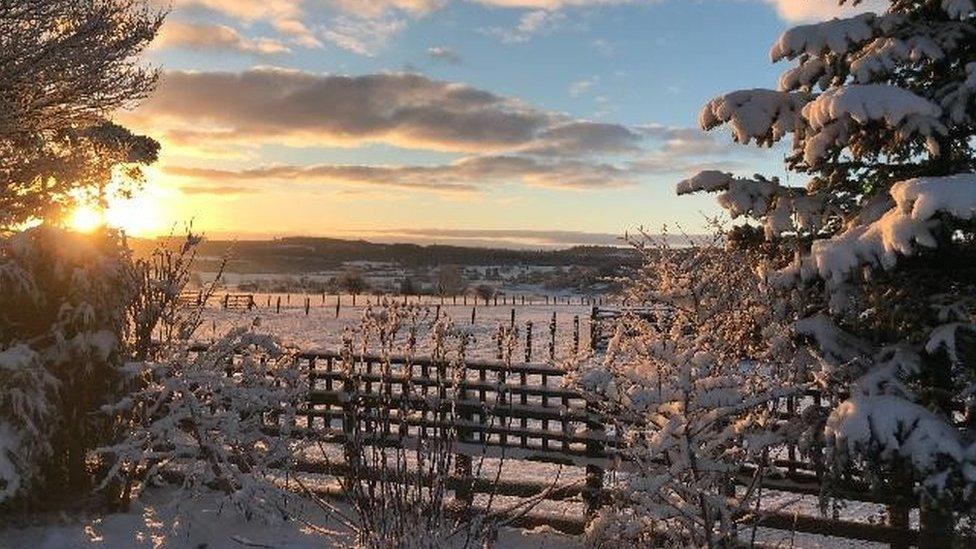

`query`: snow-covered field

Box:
[197,295,597,363]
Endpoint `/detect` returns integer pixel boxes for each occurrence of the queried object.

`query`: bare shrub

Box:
[573,227,802,547]
[299,301,559,548]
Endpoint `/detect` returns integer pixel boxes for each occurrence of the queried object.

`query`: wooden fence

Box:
[277,349,921,546]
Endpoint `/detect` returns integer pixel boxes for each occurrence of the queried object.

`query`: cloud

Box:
[473,0,640,7]
[172,0,322,48]
[522,121,643,156]
[361,227,626,247]
[330,0,445,18]
[321,15,407,55]
[764,0,888,22]
[127,68,643,157]
[485,9,567,43]
[179,184,254,196]
[427,45,463,64]
[165,154,635,193]
[569,76,599,98]
[154,21,290,55]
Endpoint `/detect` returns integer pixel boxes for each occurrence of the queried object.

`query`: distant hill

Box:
[131,235,642,274]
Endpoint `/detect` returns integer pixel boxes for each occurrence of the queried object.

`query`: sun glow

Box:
[67,194,164,236]
[67,204,104,233]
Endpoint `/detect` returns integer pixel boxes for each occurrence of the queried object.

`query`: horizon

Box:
[143,227,710,250]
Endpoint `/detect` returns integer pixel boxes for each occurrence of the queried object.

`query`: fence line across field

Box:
[218,344,927,547]
[204,291,618,312]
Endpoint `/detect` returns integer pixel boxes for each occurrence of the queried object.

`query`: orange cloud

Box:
[154,21,290,55]
[764,0,888,22]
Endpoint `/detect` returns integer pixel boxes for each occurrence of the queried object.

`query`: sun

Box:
[67,195,163,236]
[67,204,104,233]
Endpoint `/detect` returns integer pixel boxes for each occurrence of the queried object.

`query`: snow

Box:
[675,169,734,195]
[778,174,976,285]
[770,14,877,62]
[0,422,21,502]
[925,323,975,364]
[197,300,596,363]
[802,85,942,131]
[676,171,781,219]
[699,89,804,145]
[794,315,871,364]
[800,84,944,164]
[851,36,946,84]
[826,395,963,482]
[943,0,976,19]
[0,487,581,548]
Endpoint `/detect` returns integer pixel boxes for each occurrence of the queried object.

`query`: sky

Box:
[115,0,882,248]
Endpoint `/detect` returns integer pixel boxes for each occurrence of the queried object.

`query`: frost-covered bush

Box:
[682,0,976,539]
[573,230,801,548]
[0,226,210,508]
[99,329,306,525]
[0,227,136,504]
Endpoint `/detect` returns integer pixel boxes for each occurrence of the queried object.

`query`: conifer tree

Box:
[681,0,976,540]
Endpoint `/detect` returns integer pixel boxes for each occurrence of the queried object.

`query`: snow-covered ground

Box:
[0,487,582,549]
[196,297,598,363]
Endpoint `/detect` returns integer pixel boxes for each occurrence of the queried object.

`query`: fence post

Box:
[276,296,281,314]
[548,312,556,362]
[887,476,911,549]
[590,306,598,350]
[222,294,229,309]
[525,321,533,362]
[920,498,954,548]
[335,296,340,318]
[510,308,515,328]
[584,397,605,516]
[471,307,476,325]
[304,297,310,316]
[455,359,474,509]
[573,316,580,355]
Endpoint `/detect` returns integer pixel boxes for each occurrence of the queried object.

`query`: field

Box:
[198,292,600,363]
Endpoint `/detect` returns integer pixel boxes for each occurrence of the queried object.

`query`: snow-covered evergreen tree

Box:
[680,0,976,539]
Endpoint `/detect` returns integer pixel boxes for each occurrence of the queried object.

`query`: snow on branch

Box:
[784,174,976,285]
[826,395,963,490]
[802,84,943,131]
[943,0,976,19]
[801,84,945,164]
[699,89,806,146]
[850,36,947,84]
[770,14,878,62]
[677,170,831,238]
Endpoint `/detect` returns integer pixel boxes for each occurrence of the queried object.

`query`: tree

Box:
[472,284,495,305]
[399,276,418,296]
[434,264,466,296]
[0,0,164,230]
[681,1,976,540]
[336,267,369,296]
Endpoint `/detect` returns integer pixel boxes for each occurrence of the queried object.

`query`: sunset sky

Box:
[116,0,881,247]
